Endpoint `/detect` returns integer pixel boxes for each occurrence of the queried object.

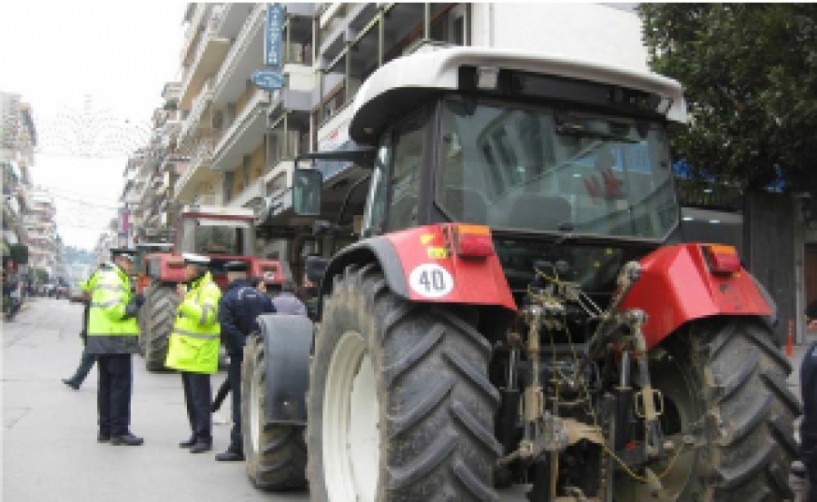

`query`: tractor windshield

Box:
[436,97,679,241]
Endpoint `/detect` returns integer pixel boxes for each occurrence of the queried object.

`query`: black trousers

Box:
[181,372,212,443]
[67,348,96,386]
[97,354,132,437]
[227,355,242,452]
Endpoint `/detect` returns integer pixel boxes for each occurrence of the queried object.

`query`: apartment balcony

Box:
[179,6,231,110]
[216,3,255,40]
[174,138,218,203]
[212,88,269,171]
[178,78,214,146]
[212,3,265,108]
[180,4,208,66]
[228,178,264,210]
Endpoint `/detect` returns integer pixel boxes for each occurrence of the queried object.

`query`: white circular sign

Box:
[408,264,454,298]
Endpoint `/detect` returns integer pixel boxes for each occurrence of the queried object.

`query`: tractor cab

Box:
[294,48,687,303]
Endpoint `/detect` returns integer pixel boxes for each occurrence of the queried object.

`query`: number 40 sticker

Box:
[408,264,454,298]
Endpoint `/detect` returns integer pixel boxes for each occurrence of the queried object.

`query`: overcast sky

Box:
[0,1,187,250]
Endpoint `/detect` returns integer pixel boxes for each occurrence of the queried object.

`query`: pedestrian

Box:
[165,253,222,454]
[85,248,143,446]
[272,279,307,316]
[215,260,275,461]
[62,264,109,390]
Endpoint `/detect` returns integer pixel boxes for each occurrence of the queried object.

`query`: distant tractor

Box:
[243,47,799,501]
[138,205,285,371]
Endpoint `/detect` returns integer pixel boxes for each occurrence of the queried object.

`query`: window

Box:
[362,142,393,236]
[386,109,429,231]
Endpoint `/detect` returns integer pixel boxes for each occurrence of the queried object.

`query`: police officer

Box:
[272,280,307,316]
[62,264,110,390]
[166,253,222,454]
[215,260,275,461]
[85,248,143,446]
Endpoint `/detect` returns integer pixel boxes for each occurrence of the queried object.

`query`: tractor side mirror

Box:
[304,255,329,284]
[293,168,323,216]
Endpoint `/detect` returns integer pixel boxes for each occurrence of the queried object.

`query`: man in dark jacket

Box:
[215,260,275,461]
[802,338,817,500]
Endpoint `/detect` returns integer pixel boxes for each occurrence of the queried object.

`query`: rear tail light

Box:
[704,244,741,275]
[453,224,494,258]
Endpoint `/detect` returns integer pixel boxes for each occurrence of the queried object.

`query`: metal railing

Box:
[175,138,215,195]
[214,3,265,96]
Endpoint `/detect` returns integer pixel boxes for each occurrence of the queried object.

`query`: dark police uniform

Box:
[217,261,275,460]
[801,340,817,500]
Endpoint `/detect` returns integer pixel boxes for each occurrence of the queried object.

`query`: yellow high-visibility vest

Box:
[165,272,222,374]
[86,263,139,354]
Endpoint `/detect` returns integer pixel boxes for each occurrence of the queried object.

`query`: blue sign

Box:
[264,4,284,67]
[252,67,285,91]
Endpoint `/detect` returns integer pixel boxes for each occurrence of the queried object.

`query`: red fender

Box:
[620,243,771,349]
[385,224,517,313]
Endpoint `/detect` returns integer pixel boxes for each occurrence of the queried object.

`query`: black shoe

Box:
[62,379,79,390]
[215,450,244,461]
[97,433,110,443]
[189,441,212,454]
[111,433,144,446]
[179,437,196,448]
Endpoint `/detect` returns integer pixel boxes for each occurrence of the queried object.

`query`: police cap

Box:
[181,253,210,266]
[110,248,136,262]
[223,260,249,272]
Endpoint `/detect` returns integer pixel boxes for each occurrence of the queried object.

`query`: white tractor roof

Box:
[349,47,687,144]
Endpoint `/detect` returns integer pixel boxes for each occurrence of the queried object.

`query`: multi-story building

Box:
[1,93,35,263]
[24,189,59,277]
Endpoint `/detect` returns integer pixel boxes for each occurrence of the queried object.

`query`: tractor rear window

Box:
[180,218,251,255]
[436,97,679,241]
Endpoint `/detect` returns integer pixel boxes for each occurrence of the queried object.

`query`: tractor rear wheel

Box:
[143,284,178,372]
[613,317,800,501]
[241,333,307,490]
[307,264,502,501]
[137,285,153,356]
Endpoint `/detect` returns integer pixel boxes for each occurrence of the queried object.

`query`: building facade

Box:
[0,93,34,262]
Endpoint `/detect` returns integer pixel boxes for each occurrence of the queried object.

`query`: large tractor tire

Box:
[241,333,307,490]
[137,285,153,357]
[614,317,800,501]
[143,284,178,372]
[307,263,502,502]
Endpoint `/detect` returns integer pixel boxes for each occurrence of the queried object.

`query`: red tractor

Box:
[242,48,799,500]
[138,204,285,371]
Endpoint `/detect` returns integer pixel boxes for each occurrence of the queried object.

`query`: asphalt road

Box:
[3,297,809,501]
[2,297,308,502]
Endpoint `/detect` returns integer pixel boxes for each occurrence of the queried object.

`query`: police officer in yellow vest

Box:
[166,253,222,453]
[86,249,143,446]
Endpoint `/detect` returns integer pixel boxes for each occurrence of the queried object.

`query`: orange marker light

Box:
[704,244,741,275]
[453,224,494,258]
